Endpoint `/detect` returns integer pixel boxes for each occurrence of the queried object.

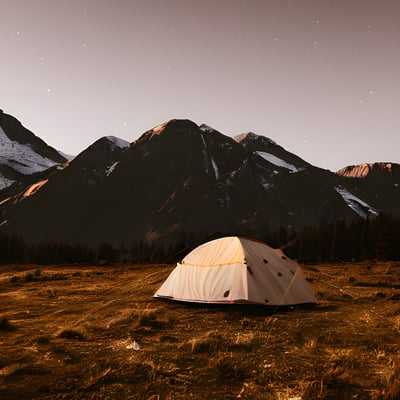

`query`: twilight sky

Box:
[1,0,399,171]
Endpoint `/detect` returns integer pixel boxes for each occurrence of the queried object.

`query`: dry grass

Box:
[0,262,399,399]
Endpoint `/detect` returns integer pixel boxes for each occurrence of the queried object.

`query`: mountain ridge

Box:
[1,113,399,250]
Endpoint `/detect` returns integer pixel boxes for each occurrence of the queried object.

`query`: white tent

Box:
[154,236,315,306]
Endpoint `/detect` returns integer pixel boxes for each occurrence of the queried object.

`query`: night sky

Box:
[1,0,399,170]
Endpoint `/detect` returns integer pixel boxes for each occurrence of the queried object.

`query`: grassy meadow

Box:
[0,262,399,399]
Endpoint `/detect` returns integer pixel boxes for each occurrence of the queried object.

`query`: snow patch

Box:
[0,173,14,191]
[335,185,379,219]
[58,150,74,161]
[200,133,219,179]
[105,162,119,176]
[200,135,209,174]
[0,126,59,174]
[199,124,217,133]
[256,151,299,173]
[105,136,130,149]
[211,158,219,180]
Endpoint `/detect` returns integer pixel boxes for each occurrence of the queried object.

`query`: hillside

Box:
[0,262,399,399]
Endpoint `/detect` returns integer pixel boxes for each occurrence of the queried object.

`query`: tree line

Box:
[1,213,399,265]
[282,213,400,262]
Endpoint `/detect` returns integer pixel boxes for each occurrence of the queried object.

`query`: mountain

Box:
[337,162,400,179]
[2,118,397,249]
[336,162,400,216]
[0,110,67,191]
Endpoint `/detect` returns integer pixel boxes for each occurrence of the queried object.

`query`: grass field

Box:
[0,262,399,399]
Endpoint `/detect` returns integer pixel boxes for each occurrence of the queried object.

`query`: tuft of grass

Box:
[373,291,388,301]
[159,334,178,343]
[137,308,158,326]
[135,307,166,329]
[190,330,225,354]
[0,317,15,332]
[230,332,260,352]
[24,273,34,282]
[214,356,246,380]
[37,336,50,345]
[379,356,400,400]
[324,292,353,302]
[388,290,400,301]
[0,363,52,378]
[58,329,85,340]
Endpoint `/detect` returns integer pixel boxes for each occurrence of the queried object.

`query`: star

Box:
[369,90,374,95]
[47,88,51,93]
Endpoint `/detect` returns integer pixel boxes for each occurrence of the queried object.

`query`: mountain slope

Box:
[0,110,67,190]
[336,162,400,215]
[1,118,391,248]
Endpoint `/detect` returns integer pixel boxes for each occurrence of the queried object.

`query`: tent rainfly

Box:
[154,236,316,306]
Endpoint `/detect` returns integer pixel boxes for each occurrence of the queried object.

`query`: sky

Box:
[1,0,400,171]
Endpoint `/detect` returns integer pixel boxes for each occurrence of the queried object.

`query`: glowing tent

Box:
[154,236,315,306]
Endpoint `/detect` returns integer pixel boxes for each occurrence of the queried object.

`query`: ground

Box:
[0,262,399,399]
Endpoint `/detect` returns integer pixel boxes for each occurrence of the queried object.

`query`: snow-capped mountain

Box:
[336,162,400,215]
[2,117,398,248]
[0,110,67,191]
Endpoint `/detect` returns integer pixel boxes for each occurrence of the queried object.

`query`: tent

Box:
[154,236,315,306]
